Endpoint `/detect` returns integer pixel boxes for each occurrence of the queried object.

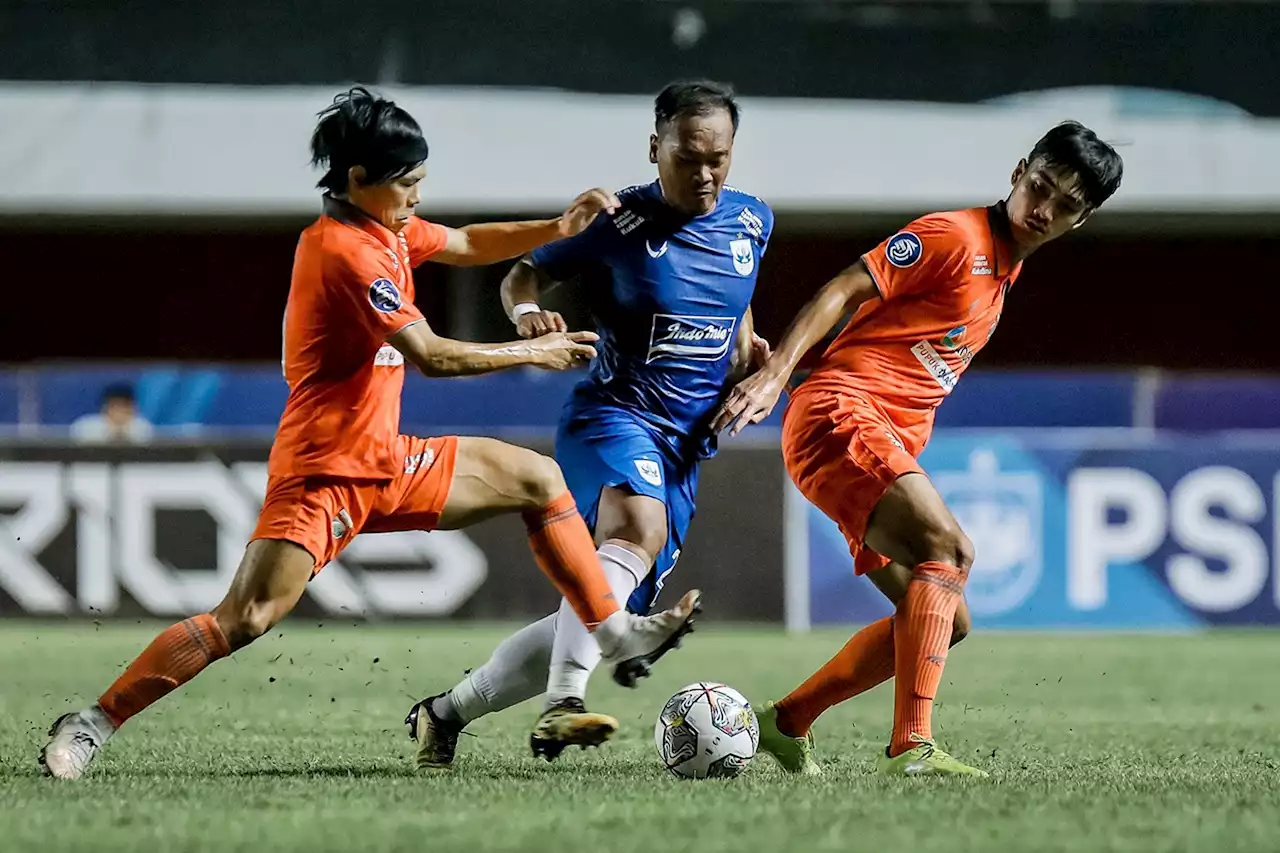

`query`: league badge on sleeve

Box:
[885,232,923,268]
[368,278,403,313]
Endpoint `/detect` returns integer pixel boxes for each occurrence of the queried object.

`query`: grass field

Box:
[2,621,1278,853]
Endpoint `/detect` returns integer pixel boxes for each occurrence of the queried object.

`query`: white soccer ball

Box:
[653,682,759,779]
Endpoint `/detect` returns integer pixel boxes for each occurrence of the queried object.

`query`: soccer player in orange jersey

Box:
[713,121,1122,776]
[40,88,701,780]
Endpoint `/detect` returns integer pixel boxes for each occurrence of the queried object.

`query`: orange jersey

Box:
[268,201,448,480]
[803,206,1022,428]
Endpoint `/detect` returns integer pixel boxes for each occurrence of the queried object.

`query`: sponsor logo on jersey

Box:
[405,448,436,475]
[885,231,923,268]
[615,209,645,235]
[373,344,404,367]
[971,253,993,276]
[646,314,737,363]
[730,238,755,276]
[738,208,765,239]
[368,278,403,312]
[941,325,967,349]
[911,340,958,393]
[634,459,663,487]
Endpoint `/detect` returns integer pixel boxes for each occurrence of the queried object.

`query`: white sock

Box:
[546,543,646,707]
[436,614,556,724]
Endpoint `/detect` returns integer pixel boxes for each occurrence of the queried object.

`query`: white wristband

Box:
[511,302,542,322]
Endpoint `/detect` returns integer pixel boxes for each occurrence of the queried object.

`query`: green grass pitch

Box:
[1,621,1277,852]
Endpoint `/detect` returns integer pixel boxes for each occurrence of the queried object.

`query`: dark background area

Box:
[2,1,1277,115]
[4,222,1272,370]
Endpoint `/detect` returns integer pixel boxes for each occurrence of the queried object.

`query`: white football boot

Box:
[597,589,702,688]
[39,707,115,780]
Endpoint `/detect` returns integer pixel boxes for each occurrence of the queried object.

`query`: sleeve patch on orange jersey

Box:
[368,278,403,313]
[884,231,924,268]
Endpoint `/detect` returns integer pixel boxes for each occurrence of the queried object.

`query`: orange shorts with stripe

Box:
[251,435,458,571]
[782,386,928,575]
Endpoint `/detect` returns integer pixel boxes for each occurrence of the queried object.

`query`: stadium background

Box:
[2,0,1279,633]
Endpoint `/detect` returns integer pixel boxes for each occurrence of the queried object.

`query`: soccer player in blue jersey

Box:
[405,80,774,768]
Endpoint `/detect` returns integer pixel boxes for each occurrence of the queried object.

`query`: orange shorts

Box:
[251,435,458,571]
[782,387,927,575]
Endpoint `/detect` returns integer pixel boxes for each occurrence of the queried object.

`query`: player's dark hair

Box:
[1027,121,1124,210]
[654,80,740,135]
[310,87,429,194]
[100,383,135,405]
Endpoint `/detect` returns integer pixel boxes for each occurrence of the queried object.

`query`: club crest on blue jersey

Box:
[368,278,403,312]
[646,314,737,364]
[730,238,754,276]
[885,231,923,268]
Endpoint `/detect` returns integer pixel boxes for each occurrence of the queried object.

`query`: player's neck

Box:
[989,201,1032,265]
[656,178,717,220]
[323,194,388,233]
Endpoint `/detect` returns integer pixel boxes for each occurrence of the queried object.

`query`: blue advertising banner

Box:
[799,432,1280,629]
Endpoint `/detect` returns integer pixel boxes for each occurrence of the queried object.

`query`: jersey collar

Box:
[322,195,400,253]
[985,203,1019,279]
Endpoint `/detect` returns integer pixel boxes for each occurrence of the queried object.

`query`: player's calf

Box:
[40,540,313,780]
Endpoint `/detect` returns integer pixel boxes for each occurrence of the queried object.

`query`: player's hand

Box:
[749,333,772,372]
[516,310,568,339]
[711,369,787,437]
[558,188,620,238]
[529,330,599,371]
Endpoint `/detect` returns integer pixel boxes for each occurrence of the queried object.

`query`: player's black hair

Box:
[100,383,136,405]
[1026,121,1124,210]
[310,87,429,194]
[654,80,740,135]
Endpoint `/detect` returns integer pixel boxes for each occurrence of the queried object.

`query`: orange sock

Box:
[98,613,230,728]
[775,616,895,737]
[891,561,965,755]
[523,493,619,630]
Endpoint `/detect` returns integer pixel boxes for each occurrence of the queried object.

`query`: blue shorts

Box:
[555,408,700,615]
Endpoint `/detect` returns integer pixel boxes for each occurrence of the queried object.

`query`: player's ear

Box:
[1072,209,1095,230]
[1011,159,1027,187]
[649,134,659,165]
[348,165,368,188]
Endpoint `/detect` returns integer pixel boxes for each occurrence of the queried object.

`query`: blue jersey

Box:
[529,180,774,459]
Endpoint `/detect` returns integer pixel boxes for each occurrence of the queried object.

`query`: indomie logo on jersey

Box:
[646,314,737,364]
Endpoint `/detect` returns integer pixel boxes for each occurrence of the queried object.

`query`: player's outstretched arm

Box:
[711,260,879,436]
[727,307,769,384]
[388,319,598,377]
[500,259,569,338]
[431,188,620,267]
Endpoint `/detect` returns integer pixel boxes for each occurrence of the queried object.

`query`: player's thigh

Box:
[863,472,975,571]
[437,436,567,530]
[595,486,668,562]
[212,538,315,650]
[865,560,971,643]
[783,390,916,557]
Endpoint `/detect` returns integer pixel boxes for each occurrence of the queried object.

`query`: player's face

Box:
[1005,159,1091,249]
[650,110,735,216]
[347,163,427,232]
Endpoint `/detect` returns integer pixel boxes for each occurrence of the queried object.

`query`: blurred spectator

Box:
[70,383,154,444]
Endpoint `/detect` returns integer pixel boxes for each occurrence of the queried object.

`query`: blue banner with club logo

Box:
[802,432,1280,628]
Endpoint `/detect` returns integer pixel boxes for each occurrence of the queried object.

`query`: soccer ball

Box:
[653,682,759,779]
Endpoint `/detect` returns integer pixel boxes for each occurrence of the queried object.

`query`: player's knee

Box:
[212,596,286,651]
[916,525,974,574]
[512,449,567,507]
